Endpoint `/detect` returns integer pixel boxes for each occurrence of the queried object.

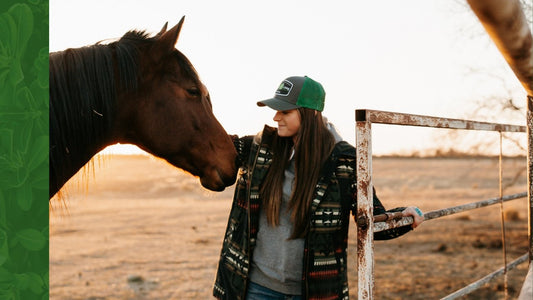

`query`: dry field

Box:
[50,155,530,299]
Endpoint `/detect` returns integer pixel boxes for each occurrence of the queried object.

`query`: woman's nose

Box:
[273,111,282,121]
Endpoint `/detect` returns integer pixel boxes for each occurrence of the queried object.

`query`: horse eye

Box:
[186,88,200,97]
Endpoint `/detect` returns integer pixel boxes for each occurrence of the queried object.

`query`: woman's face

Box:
[273,109,301,139]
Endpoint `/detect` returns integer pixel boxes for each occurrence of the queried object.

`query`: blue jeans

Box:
[246,282,302,300]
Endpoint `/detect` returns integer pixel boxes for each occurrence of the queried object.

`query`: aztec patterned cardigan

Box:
[213,125,412,300]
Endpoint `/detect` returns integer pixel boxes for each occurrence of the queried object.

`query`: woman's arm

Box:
[336,146,424,240]
[370,191,417,240]
[349,169,424,240]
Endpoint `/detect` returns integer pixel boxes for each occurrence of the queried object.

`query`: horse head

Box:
[112,17,238,191]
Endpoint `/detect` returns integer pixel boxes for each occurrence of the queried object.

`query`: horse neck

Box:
[49,108,113,187]
[49,103,115,197]
[49,47,118,197]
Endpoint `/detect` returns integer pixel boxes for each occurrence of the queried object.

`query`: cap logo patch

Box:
[275,80,293,97]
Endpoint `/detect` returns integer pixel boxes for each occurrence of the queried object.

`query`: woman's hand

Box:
[402,206,424,229]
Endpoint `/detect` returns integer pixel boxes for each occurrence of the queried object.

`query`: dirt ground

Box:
[49,155,530,299]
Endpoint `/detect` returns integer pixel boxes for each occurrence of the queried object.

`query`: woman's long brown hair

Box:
[260,107,336,239]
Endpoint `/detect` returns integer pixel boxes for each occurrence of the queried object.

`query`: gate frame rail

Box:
[355,109,530,299]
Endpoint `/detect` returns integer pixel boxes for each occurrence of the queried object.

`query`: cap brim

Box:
[257,98,300,111]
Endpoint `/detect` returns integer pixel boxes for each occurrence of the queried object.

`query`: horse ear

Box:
[154,22,168,38]
[154,16,185,54]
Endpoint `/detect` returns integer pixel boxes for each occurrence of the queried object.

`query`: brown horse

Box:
[49,17,237,198]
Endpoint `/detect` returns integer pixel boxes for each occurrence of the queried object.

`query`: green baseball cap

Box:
[257,76,325,112]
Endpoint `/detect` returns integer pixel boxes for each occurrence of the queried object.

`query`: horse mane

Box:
[49,30,152,192]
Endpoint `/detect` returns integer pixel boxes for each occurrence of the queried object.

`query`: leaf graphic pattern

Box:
[0,1,48,299]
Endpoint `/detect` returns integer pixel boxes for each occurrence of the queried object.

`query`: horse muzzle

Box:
[199,168,237,191]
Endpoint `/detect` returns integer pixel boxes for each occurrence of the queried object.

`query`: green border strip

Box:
[0,1,49,299]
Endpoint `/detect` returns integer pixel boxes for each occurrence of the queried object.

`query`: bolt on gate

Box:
[355,109,530,299]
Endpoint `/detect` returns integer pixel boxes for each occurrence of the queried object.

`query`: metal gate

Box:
[355,109,530,299]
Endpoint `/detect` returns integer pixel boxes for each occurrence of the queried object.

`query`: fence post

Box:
[356,110,374,300]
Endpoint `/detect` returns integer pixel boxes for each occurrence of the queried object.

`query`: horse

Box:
[49,17,237,198]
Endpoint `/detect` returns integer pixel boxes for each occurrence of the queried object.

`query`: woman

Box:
[213,76,424,300]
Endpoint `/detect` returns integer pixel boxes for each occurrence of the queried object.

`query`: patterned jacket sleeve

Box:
[346,157,413,240]
[229,135,254,168]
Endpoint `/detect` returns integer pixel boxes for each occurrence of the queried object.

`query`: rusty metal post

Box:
[467,0,533,96]
[356,110,374,300]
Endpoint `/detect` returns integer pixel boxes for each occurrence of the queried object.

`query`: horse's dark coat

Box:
[50,18,237,198]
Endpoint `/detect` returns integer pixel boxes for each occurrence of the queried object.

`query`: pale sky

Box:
[49,0,527,155]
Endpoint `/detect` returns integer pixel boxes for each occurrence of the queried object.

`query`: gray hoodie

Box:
[249,120,343,295]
